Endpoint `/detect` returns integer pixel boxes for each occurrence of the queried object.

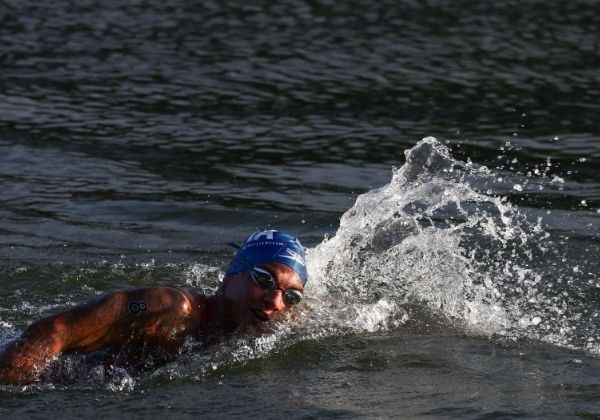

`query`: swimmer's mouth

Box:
[251,308,268,322]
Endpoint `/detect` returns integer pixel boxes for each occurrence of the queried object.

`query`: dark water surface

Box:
[1,0,599,418]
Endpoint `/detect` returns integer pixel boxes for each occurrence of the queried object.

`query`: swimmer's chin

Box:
[236,319,281,335]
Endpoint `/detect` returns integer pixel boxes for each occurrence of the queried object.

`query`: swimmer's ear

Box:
[218,274,230,290]
[219,272,241,290]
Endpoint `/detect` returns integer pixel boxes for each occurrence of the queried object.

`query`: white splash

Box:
[303,137,580,349]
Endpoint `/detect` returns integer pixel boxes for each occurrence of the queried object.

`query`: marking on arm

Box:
[127,300,148,314]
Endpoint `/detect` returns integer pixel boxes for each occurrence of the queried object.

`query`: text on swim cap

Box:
[249,230,278,241]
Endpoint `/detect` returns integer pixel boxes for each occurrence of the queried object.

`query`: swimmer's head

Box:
[226,230,308,285]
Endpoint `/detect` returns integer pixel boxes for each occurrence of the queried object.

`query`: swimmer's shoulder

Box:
[89,286,203,319]
[127,286,203,317]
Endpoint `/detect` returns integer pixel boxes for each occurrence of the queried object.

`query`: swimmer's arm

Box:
[0,287,194,384]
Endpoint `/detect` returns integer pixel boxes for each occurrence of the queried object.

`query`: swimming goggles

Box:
[249,267,303,305]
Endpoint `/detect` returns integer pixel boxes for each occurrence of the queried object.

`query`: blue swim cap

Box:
[226,230,308,285]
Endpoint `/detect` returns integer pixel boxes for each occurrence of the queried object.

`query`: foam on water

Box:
[304,137,600,353]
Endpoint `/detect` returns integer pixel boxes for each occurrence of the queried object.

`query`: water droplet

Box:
[301,219,306,224]
[573,266,580,273]
[580,200,587,206]
[513,184,523,191]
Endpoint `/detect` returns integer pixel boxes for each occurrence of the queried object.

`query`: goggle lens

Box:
[283,289,303,305]
[250,268,277,289]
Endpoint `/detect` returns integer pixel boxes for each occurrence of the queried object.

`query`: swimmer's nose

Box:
[262,289,286,315]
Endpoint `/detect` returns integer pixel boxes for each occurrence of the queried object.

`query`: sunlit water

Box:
[1,0,600,418]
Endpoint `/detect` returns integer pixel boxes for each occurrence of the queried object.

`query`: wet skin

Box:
[0,263,303,384]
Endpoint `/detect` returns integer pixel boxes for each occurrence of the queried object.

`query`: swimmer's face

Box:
[221,263,304,330]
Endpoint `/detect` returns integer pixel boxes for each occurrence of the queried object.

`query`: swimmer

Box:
[0,230,307,384]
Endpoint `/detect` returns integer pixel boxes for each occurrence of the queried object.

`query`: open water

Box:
[1,0,599,418]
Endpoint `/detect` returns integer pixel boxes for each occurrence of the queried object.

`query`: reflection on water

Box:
[1,0,599,258]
